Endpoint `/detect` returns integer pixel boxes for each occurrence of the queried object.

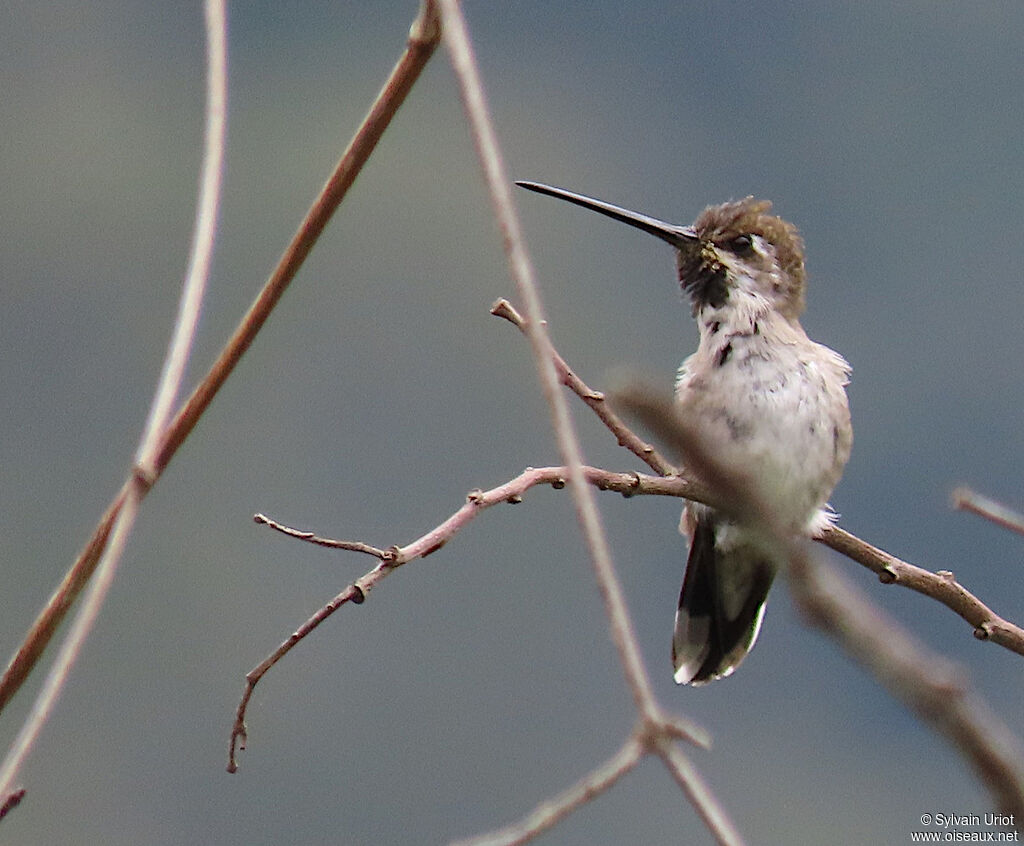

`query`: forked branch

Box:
[232,292,1024,840]
[0,0,441,819]
[612,383,1024,824]
[228,465,713,773]
[0,0,441,731]
[493,298,1024,658]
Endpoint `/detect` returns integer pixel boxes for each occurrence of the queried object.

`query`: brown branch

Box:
[228,465,714,773]
[0,0,441,720]
[654,740,745,846]
[0,2,229,810]
[434,4,743,843]
[233,296,1024,838]
[953,486,1024,537]
[789,547,1024,825]
[450,709,738,846]
[253,513,391,558]
[233,465,743,841]
[232,385,1024,823]
[611,381,1024,826]
[449,738,645,846]
[819,525,1024,656]
[490,298,677,476]
[495,296,1024,659]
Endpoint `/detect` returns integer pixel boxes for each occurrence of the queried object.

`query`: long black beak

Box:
[516,181,698,249]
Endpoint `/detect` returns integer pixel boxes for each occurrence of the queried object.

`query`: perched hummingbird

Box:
[517,180,852,684]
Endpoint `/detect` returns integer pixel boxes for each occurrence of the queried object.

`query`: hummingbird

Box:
[517,180,852,684]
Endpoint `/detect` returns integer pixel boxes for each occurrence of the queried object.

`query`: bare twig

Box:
[818,525,1024,656]
[235,298,1024,837]
[789,549,1024,825]
[226,582,369,773]
[449,738,645,846]
[0,0,228,809]
[136,0,229,482]
[236,445,1024,826]
[655,741,745,845]
[508,304,1024,658]
[953,486,1024,537]
[0,0,440,721]
[253,513,391,558]
[450,708,738,846]
[490,298,677,476]
[439,8,743,841]
[612,382,1024,826]
[229,465,713,772]
[436,0,659,728]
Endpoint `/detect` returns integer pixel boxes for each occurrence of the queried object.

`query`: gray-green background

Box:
[2,2,1023,843]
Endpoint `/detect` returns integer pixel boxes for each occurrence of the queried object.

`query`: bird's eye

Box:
[727,234,754,255]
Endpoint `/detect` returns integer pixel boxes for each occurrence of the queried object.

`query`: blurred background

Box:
[2,2,1023,843]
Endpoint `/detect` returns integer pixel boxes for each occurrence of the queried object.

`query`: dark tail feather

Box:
[672,515,775,685]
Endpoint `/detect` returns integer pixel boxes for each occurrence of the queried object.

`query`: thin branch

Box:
[490,298,677,476]
[232,300,1024,833]
[612,382,1024,826]
[655,742,745,846]
[0,0,228,808]
[136,0,229,481]
[253,512,391,558]
[448,712,729,846]
[231,446,1024,827]
[953,486,1024,537]
[237,463,739,839]
[789,547,1024,824]
[436,0,664,727]
[150,2,439,477]
[500,299,1024,658]
[233,385,1024,825]
[819,525,1024,656]
[449,738,645,846]
[227,583,368,773]
[442,9,742,840]
[228,465,710,772]
[0,0,440,720]
[0,481,145,808]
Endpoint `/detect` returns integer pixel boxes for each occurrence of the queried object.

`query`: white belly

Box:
[675,327,851,533]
